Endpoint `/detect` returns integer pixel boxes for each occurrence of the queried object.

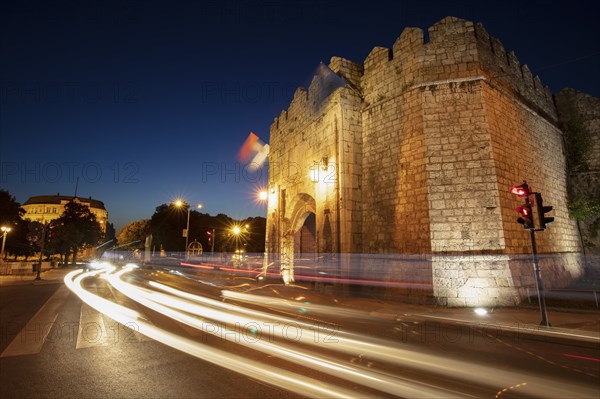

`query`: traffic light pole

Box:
[529,229,550,327]
[511,182,553,327]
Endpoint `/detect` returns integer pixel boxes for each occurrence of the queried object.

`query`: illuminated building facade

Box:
[22,194,108,233]
[266,17,594,306]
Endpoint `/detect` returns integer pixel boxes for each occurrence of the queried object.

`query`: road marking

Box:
[1,285,70,358]
[79,280,153,345]
[76,303,110,349]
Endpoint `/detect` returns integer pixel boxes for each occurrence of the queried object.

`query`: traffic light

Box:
[533,193,554,230]
[510,182,530,197]
[511,182,533,229]
[516,202,534,229]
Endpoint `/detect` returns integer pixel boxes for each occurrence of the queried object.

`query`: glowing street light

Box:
[174,200,203,259]
[258,190,268,201]
[230,224,249,253]
[1,226,11,264]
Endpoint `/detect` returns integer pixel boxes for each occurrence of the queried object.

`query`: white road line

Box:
[1,285,70,358]
[76,302,110,349]
[100,277,153,342]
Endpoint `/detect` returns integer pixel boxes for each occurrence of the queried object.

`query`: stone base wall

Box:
[508,252,585,299]
[432,253,584,307]
[357,254,434,303]
[432,255,519,306]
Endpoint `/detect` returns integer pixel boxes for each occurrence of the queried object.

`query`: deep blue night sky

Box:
[1,0,599,232]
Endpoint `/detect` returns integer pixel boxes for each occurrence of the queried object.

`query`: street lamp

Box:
[1,226,11,264]
[230,224,250,253]
[258,190,268,201]
[174,200,202,259]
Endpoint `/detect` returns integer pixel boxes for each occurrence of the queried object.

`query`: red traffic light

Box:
[510,183,530,197]
[516,203,534,229]
[516,205,530,216]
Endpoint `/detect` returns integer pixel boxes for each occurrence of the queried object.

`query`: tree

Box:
[105,222,117,245]
[0,189,24,227]
[48,223,82,266]
[56,200,103,264]
[116,220,150,249]
[0,190,29,260]
[7,219,35,260]
[242,216,266,253]
[149,204,180,252]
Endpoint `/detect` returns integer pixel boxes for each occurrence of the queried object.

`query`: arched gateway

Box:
[265,17,586,306]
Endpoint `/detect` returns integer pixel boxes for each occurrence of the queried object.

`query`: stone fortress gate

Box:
[265,16,591,307]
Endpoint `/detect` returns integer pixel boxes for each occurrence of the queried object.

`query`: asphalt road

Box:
[1,266,598,398]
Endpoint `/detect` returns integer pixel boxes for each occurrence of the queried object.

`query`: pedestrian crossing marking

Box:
[75,303,110,349]
[1,285,70,358]
[1,279,209,358]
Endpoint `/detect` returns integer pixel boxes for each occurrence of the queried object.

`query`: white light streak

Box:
[65,266,362,398]
[63,264,599,399]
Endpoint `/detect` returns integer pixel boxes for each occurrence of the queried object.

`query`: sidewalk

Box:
[352,298,600,343]
[0,267,73,286]
[167,263,600,342]
[220,274,600,343]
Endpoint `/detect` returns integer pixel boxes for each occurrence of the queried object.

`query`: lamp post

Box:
[174,200,202,259]
[1,226,11,267]
[257,189,269,280]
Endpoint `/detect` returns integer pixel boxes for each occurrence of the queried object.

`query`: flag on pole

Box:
[238,132,270,170]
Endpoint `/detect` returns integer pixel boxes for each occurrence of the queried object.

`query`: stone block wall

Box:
[267,15,589,306]
[484,84,580,255]
[432,255,519,307]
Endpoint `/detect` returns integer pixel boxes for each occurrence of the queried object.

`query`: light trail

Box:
[65,264,599,399]
[122,268,600,398]
[106,267,471,398]
[64,268,365,399]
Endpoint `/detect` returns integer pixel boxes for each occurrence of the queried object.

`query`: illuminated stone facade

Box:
[22,195,108,232]
[266,16,591,306]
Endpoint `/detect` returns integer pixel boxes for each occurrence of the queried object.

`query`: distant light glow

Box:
[474,308,488,316]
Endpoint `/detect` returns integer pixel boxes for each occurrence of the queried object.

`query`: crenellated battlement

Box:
[271,58,361,133]
[473,22,556,120]
[274,16,558,129]
[267,15,586,307]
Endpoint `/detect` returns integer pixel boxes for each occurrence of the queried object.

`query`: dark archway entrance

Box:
[294,212,316,255]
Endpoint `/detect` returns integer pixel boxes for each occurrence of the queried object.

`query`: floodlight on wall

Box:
[321,156,329,171]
